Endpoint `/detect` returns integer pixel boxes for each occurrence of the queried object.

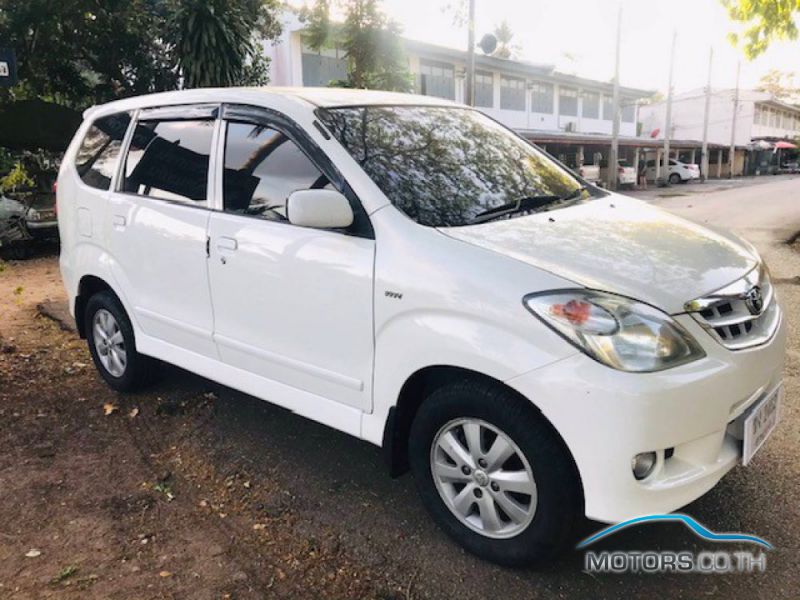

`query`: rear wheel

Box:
[668,172,682,184]
[408,378,583,566]
[85,291,158,391]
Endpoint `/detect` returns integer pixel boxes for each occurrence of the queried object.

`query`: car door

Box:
[206,106,375,412]
[107,104,219,357]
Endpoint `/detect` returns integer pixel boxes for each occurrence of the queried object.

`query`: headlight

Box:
[523,290,705,372]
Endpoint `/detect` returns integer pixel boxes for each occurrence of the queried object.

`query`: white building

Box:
[265,12,651,141]
[639,88,800,147]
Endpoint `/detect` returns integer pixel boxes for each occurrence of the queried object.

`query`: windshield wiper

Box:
[467,187,587,225]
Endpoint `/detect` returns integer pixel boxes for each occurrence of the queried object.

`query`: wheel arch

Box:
[382,365,582,492]
[74,274,125,338]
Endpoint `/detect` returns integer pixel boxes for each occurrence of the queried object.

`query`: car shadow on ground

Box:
[140,361,784,598]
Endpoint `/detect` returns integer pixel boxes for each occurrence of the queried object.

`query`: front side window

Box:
[122,119,214,204]
[74,112,131,190]
[222,121,329,220]
[318,105,587,228]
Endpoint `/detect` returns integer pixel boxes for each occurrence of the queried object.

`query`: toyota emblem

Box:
[744,286,764,315]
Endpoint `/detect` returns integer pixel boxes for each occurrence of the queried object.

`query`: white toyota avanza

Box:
[58,88,785,566]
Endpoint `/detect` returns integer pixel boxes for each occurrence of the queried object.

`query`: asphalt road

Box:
[197,175,800,599]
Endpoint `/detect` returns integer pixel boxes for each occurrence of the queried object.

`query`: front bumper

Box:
[506,309,786,523]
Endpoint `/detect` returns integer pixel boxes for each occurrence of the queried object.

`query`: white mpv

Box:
[58,88,785,566]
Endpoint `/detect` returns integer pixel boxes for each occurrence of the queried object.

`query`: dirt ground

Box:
[1,227,799,598]
[0,253,412,599]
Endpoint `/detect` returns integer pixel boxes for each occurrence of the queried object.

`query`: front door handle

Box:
[217,237,238,252]
[112,214,126,229]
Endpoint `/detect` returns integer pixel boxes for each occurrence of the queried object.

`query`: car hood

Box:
[439,195,758,314]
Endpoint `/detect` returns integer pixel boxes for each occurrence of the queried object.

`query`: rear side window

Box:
[222,121,330,220]
[74,112,131,190]
[122,119,214,204]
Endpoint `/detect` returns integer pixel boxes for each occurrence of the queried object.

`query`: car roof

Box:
[84,86,459,119]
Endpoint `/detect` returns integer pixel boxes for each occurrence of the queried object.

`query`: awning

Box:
[774,141,797,149]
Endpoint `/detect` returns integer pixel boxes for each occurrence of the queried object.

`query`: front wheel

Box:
[408,378,583,566]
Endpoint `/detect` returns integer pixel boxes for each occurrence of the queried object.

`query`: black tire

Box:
[408,378,583,567]
[668,173,682,184]
[85,290,158,392]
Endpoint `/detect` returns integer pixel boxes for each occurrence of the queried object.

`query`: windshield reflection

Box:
[318,106,588,227]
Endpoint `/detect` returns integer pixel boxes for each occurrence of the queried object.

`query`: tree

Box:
[491,21,520,60]
[722,0,800,59]
[756,69,800,103]
[0,0,282,109]
[172,0,282,88]
[301,0,411,92]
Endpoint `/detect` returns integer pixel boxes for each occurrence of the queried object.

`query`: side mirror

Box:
[286,189,354,229]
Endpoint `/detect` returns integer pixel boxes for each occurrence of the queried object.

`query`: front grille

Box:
[686,264,780,350]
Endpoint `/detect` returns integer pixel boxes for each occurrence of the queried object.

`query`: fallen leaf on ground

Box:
[129,408,139,418]
[159,570,172,578]
[25,549,41,558]
[253,523,266,530]
[103,403,118,416]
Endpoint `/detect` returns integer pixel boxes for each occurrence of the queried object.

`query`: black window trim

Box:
[221,103,374,240]
[112,105,220,210]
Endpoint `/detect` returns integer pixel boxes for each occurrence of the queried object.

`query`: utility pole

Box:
[701,47,713,182]
[608,5,622,190]
[465,0,476,106]
[661,30,677,186]
[729,60,740,179]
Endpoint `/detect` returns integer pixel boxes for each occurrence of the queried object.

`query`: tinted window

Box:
[318,106,585,228]
[122,119,214,203]
[74,112,131,190]
[222,122,329,220]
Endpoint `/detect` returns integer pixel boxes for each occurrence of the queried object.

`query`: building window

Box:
[500,76,526,111]
[474,71,494,108]
[621,102,635,123]
[769,110,777,128]
[530,82,553,114]
[582,91,599,119]
[602,95,613,120]
[417,59,455,100]
[559,87,578,117]
[302,52,348,87]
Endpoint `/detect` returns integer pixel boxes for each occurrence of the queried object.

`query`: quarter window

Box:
[74,112,131,190]
[122,119,214,204]
[222,121,329,221]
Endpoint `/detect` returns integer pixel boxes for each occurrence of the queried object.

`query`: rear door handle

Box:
[217,236,238,252]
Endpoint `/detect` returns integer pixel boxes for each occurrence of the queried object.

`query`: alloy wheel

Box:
[430,418,537,539]
[92,308,127,377]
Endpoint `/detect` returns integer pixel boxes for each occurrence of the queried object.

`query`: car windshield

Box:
[317,105,592,227]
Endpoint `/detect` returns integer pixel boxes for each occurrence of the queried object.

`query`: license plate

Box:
[742,385,782,466]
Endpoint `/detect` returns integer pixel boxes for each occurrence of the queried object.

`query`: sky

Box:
[292,0,800,95]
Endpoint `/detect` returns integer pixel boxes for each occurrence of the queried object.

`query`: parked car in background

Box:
[646,158,700,184]
[59,88,785,567]
[779,159,799,174]
[0,190,58,258]
[599,159,636,188]
[577,163,601,185]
